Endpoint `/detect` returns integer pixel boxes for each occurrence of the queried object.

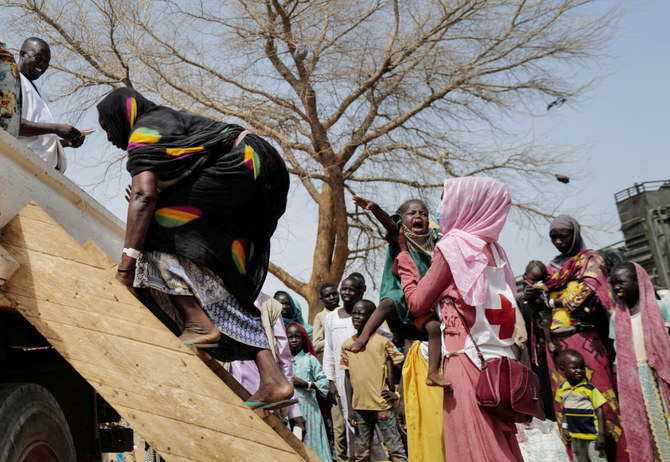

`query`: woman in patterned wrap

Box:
[525,215,628,460]
[97,87,292,404]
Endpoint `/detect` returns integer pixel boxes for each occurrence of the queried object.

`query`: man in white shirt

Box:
[323,277,393,461]
[18,37,84,172]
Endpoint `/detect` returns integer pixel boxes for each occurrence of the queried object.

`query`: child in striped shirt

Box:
[555,349,606,462]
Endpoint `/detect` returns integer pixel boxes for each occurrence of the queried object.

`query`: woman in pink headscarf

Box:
[609,262,670,461]
[392,176,523,462]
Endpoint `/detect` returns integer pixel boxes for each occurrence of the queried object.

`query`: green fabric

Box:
[379,246,434,323]
[275,290,313,339]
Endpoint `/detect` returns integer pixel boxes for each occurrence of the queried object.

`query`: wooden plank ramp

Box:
[0,202,319,462]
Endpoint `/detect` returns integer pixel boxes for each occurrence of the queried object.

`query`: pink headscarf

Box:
[435,176,516,306]
[286,322,318,358]
[614,263,670,461]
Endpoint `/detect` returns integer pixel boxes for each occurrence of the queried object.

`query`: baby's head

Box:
[397,199,429,235]
[524,260,547,285]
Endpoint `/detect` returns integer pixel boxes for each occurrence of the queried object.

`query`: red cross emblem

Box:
[484,294,516,340]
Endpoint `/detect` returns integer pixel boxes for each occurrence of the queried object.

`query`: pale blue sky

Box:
[498,0,670,272]
[10,0,669,316]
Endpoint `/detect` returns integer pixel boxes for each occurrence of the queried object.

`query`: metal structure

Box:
[615,180,670,287]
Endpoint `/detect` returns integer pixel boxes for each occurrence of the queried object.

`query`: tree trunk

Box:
[300,170,349,323]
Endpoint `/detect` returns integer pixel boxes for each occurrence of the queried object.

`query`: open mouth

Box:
[411,219,427,233]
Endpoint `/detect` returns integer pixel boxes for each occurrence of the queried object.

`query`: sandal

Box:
[244,399,298,411]
[179,322,221,348]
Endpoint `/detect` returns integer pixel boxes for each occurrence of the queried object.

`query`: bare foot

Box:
[344,338,367,353]
[179,322,221,346]
[248,381,294,404]
[426,372,452,389]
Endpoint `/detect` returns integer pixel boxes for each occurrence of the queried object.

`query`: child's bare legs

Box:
[345,298,395,352]
[248,348,294,403]
[424,317,451,388]
[540,310,557,352]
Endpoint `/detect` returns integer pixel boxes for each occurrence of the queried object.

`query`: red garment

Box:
[393,250,523,462]
[287,322,318,357]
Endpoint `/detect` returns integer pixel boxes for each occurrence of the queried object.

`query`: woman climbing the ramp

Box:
[97,87,292,406]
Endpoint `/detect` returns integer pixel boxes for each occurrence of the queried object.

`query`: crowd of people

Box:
[2,36,670,462]
[272,181,670,462]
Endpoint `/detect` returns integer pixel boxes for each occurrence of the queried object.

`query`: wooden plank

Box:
[111,404,288,462]
[82,238,118,270]
[0,133,125,260]
[20,299,179,347]
[0,202,103,269]
[195,349,322,462]
[3,249,153,320]
[0,292,14,313]
[17,311,293,453]
[194,350,251,400]
[0,244,20,285]
[0,205,304,462]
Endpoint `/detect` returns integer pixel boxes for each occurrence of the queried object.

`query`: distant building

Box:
[615,180,670,287]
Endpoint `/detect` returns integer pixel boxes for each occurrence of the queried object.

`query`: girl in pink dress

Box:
[393,176,523,462]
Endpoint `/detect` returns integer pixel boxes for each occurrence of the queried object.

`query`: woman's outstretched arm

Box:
[353,195,398,236]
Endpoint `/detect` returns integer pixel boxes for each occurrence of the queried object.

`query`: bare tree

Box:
[1,0,617,319]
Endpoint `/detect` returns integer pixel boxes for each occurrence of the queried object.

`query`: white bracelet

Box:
[307,382,312,391]
[123,248,141,259]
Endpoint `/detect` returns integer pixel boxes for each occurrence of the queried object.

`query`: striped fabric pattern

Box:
[154,206,202,228]
[555,379,607,440]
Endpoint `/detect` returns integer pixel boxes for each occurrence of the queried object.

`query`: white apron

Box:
[19,73,67,172]
[442,246,517,369]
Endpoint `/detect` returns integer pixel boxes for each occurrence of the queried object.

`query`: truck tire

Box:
[0,383,76,462]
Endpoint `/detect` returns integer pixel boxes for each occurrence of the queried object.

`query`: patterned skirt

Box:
[638,362,670,461]
[135,250,269,362]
